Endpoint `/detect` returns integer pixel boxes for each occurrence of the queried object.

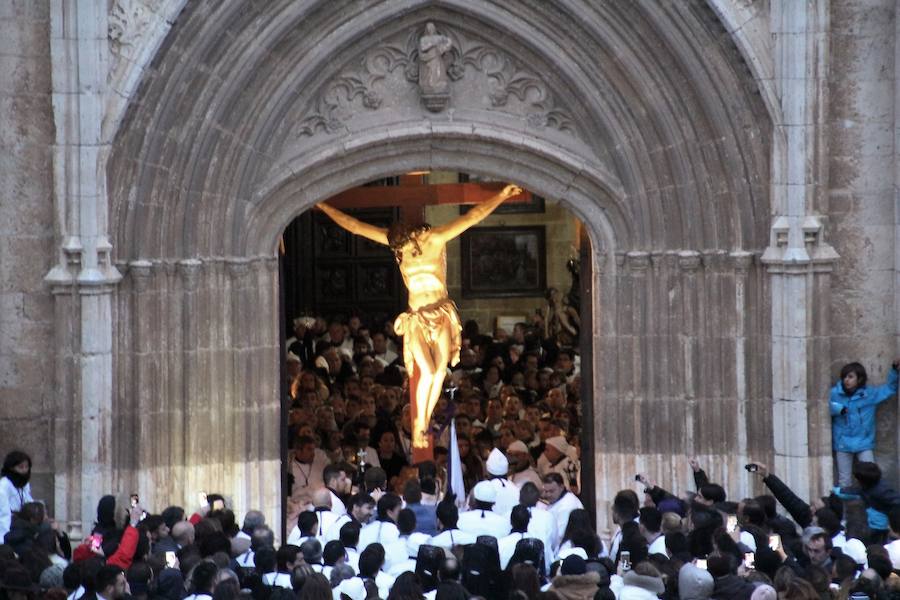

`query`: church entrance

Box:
[101,2,774,543]
[278,172,596,538]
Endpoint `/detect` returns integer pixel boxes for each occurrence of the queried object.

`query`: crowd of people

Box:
[0,313,899,599]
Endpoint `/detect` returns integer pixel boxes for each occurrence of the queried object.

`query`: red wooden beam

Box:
[323,182,531,210]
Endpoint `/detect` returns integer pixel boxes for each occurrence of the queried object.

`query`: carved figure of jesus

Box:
[317,184,522,455]
[418,22,453,95]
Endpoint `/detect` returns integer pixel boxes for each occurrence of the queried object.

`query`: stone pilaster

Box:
[762,0,839,501]
[45,0,122,531]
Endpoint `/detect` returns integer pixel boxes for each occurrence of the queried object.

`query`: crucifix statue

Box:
[316,183,523,462]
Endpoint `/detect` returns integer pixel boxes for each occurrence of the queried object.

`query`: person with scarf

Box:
[0,450,34,540]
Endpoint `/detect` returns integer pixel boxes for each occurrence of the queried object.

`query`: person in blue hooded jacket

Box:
[829,359,899,487]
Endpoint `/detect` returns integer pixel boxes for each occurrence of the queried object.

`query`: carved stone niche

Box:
[292,20,582,142]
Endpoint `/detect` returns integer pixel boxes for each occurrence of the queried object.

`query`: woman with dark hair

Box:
[0,450,33,540]
[558,509,604,558]
[296,572,332,600]
[387,571,425,600]
[829,359,899,488]
[456,437,484,493]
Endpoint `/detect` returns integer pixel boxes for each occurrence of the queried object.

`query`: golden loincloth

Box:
[393,298,462,377]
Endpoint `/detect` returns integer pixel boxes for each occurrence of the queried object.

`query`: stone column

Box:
[45,0,122,530]
[762,0,838,501]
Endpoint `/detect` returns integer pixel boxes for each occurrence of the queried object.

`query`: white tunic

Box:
[261,572,292,589]
[428,528,476,550]
[487,477,521,516]
[546,491,583,544]
[313,509,343,545]
[526,506,559,563]
[510,468,543,490]
[0,477,32,540]
[498,531,540,570]
[330,491,347,516]
[458,508,511,541]
[359,520,400,552]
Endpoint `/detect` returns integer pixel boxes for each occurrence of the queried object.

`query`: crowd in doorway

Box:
[282,311,583,523]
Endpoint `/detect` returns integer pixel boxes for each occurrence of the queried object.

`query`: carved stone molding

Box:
[128,260,154,292]
[109,0,155,52]
[624,251,651,271]
[294,21,579,140]
[176,259,202,290]
[677,250,702,271]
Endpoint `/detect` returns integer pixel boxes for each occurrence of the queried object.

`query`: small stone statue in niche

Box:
[417,22,453,111]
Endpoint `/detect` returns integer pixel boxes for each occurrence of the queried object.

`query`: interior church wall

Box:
[425,201,578,334]
[0,0,57,507]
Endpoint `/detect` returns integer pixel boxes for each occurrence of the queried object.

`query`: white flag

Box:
[448,418,466,509]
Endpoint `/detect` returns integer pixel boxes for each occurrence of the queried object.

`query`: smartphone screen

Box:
[726,515,738,533]
[768,534,781,551]
[90,534,102,551]
[696,558,707,570]
[620,551,631,571]
[165,551,176,568]
[743,552,755,569]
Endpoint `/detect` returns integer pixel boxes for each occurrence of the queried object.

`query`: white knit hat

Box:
[545,436,570,454]
[485,448,508,476]
[506,441,529,454]
[336,577,366,600]
[473,480,497,503]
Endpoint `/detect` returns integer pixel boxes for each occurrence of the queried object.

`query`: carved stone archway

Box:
[51,0,805,535]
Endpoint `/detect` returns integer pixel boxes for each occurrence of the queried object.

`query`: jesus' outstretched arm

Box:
[316,202,389,246]
[430,184,523,243]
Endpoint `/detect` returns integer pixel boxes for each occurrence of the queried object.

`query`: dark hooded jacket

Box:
[711,574,755,600]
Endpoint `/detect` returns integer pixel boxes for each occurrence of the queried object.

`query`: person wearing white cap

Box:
[506,441,543,490]
[458,481,512,540]
[484,448,522,516]
[538,436,581,493]
[335,576,367,600]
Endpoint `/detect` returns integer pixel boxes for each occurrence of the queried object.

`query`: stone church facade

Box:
[0,0,897,536]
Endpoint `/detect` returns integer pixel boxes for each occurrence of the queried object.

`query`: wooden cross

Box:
[323,176,530,462]
[323,176,532,224]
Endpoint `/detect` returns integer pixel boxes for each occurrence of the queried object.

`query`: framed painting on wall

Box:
[460,226,546,298]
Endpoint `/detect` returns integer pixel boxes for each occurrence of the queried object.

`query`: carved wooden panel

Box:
[282,207,404,329]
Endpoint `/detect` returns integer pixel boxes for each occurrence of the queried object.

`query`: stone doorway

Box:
[277,173,599,537]
[93,2,778,540]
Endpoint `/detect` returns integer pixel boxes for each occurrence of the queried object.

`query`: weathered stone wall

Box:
[592,252,771,529]
[827,0,899,485]
[111,257,282,530]
[0,0,56,505]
